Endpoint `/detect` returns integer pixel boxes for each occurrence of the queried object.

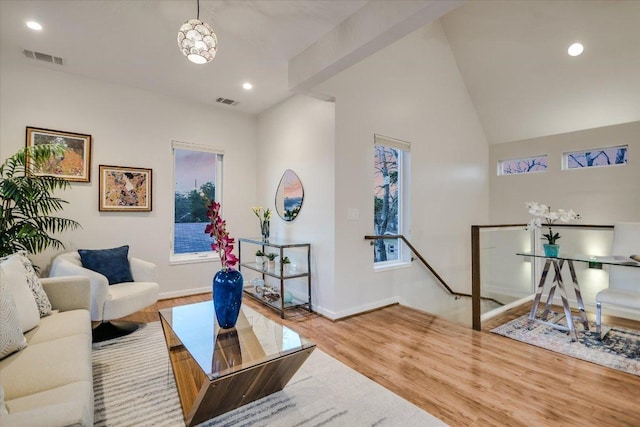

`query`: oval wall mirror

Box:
[275,169,304,221]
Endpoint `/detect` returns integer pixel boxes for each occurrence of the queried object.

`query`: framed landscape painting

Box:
[99,165,152,212]
[26,126,92,182]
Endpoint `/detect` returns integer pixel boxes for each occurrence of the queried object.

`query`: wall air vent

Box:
[23,49,64,65]
[215,97,238,106]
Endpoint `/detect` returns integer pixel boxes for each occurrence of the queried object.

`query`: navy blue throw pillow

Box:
[78,245,134,285]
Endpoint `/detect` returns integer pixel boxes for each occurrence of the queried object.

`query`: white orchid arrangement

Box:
[526,201,580,245]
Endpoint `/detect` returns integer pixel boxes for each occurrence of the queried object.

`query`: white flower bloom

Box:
[527,202,549,217]
[558,209,579,222]
[546,211,560,221]
[526,201,579,244]
[526,218,542,230]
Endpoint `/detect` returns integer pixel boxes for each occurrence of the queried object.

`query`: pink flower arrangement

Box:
[205,200,238,270]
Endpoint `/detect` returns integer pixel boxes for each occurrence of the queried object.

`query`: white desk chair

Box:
[596,222,640,336]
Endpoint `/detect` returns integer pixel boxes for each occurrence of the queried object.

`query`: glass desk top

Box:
[159,301,315,380]
[516,253,640,267]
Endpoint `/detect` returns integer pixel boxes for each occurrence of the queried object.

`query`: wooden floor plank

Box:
[122,294,640,426]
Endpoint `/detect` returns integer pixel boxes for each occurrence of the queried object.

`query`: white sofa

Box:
[0,276,93,427]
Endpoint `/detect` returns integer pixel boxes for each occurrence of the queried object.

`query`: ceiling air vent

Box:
[216,97,238,106]
[23,49,64,65]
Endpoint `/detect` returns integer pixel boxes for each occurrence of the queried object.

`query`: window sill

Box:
[170,253,220,266]
[374,260,412,272]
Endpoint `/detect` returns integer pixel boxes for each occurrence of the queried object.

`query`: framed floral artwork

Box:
[99,165,152,212]
[26,126,92,182]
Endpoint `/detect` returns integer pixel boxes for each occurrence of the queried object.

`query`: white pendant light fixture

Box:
[177,0,217,64]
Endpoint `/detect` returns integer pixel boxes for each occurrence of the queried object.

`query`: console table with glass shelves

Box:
[238,238,312,319]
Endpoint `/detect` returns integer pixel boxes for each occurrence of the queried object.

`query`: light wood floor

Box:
[123,294,640,426]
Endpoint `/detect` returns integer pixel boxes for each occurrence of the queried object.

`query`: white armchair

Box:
[596,222,640,336]
[49,251,159,341]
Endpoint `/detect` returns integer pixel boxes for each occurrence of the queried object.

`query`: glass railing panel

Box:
[479,227,533,318]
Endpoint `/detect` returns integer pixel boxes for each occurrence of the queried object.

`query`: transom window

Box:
[563,145,628,170]
[498,155,547,176]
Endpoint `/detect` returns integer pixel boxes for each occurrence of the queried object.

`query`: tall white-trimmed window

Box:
[373,134,411,266]
[171,141,223,263]
[498,155,547,175]
[563,145,628,170]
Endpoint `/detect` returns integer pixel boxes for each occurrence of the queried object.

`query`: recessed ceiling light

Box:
[242,82,253,90]
[26,21,42,31]
[568,42,584,57]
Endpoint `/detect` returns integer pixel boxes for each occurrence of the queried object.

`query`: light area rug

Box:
[491,313,640,376]
[92,322,446,427]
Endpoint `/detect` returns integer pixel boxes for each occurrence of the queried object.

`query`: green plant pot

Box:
[543,244,559,258]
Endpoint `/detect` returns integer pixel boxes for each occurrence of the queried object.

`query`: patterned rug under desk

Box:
[491,312,640,376]
[92,322,445,427]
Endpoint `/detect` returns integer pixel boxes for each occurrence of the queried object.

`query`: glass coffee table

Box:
[159,301,315,426]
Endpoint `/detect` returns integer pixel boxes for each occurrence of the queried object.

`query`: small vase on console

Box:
[261,220,270,242]
[253,207,273,243]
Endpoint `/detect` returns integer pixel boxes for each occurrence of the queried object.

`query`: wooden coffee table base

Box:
[161,317,314,426]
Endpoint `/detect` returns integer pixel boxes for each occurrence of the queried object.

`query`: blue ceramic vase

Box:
[213,268,243,329]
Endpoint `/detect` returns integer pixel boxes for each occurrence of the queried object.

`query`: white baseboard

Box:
[481,294,535,322]
[482,286,532,300]
[315,297,401,320]
[159,286,210,300]
[156,291,425,323]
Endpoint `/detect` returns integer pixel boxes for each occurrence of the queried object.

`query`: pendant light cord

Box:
[196,0,200,20]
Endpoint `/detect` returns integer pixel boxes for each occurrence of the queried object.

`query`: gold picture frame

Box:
[99,165,152,212]
[26,126,92,182]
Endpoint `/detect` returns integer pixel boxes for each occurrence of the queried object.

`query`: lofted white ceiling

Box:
[441,0,640,143]
[1,0,638,144]
[0,0,368,114]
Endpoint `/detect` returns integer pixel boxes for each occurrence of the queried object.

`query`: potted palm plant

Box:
[0,144,80,261]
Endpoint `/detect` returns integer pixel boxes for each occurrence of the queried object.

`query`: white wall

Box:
[490,121,640,224]
[0,60,258,298]
[315,21,490,318]
[255,95,336,316]
[488,121,640,320]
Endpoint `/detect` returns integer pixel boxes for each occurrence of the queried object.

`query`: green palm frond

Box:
[0,144,81,258]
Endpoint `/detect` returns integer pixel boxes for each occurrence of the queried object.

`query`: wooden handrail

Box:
[364,235,503,308]
[472,223,614,230]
